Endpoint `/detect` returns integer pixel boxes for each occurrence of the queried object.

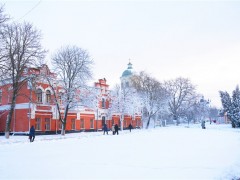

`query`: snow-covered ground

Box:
[0,123,240,180]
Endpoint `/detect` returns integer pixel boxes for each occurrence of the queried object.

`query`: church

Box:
[0,63,141,134]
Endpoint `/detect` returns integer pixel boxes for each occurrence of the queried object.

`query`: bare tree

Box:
[0,5,9,25]
[0,22,46,138]
[164,77,198,125]
[51,45,93,135]
[0,4,9,75]
[131,71,169,129]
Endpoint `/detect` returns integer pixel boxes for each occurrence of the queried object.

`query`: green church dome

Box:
[121,62,133,77]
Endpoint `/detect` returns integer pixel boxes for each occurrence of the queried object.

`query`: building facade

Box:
[0,64,141,134]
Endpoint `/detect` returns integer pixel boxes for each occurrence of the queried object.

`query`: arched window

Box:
[46,90,51,103]
[36,89,42,103]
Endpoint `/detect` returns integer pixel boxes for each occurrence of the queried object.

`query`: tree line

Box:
[110,71,218,129]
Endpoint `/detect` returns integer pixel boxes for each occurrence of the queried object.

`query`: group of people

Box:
[103,123,119,135]
[111,124,119,135]
[29,123,133,142]
[103,123,133,135]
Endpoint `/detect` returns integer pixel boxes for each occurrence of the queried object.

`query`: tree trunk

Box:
[5,96,16,139]
[61,104,69,135]
[61,123,66,135]
[5,131,10,139]
[173,114,179,126]
[146,116,151,129]
[154,117,156,128]
[120,114,123,131]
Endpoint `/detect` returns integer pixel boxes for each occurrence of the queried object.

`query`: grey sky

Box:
[2,0,240,107]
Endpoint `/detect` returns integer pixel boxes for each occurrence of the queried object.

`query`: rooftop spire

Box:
[121,60,133,77]
[127,59,132,69]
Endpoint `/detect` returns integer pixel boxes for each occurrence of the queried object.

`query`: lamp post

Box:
[55,107,58,134]
[28,75,34,132]
[53,82,58,134]
[96,107,98,132]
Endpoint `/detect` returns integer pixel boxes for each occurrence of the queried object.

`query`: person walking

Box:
[128,123,133,132]
[29,125,35,142]
[112,124,115,135]
[201,120,206,129]
[114,124,119,135]
[103,123,108,135]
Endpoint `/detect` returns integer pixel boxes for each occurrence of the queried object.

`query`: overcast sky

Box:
[2,0,240,108]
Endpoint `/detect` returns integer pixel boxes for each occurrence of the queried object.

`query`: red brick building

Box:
[0,64,141,134]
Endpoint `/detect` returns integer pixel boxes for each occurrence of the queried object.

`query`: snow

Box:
[0,124,240,179]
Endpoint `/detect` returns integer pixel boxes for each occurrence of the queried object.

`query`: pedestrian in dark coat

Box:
[128,123,133,132]
[29,125,35,142]
[114,124,119,135]
[201,121,206,129]
[103,123,108,135]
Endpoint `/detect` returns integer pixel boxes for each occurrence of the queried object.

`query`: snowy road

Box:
[0,124,240,179]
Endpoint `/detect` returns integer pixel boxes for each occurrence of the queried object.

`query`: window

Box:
[102,98,105,108]
[0,90,2,104]
[23,68,28,74]
[102,116,105,127]
[36,118,41,130]
[45,118,50,131]
[8,90,13,103]
[90,119,94,129]
[71,119,75,130]
[80,119,84,129]
[58,121,62,129]
[46,90,51,103]
[59,92,63,104]
[124,120,127,128]
[36,89,42,103]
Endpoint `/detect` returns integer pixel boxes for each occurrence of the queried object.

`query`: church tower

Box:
[120,61,134,88]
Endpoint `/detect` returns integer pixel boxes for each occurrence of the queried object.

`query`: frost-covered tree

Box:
[79,86,100,108]
[131,71,169,129]
[0,22,46,138]
[110,84,140,130]
[109,84,121,114]
[220,86,240,128]
[80,86,102,129]
[164,77,198,125]
[219,90,236,127]
[231,86,240,127]
[51,45,93,135]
